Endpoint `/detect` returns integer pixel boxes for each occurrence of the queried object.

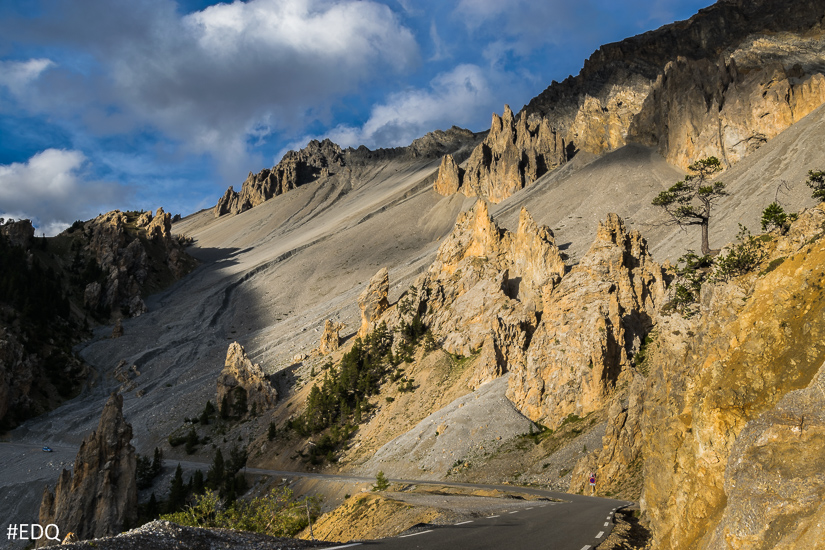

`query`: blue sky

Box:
[0,0,712,235]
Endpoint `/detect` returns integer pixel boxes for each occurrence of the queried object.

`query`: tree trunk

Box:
[701,220,711,256]
[700,219,720,256]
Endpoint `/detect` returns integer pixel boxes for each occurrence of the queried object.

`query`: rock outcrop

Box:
[145,207,171,241]
[0,218,35,248]
[357,268,390,338]
[78,209,193,318]
[434,106,566,203]
[381,201,565,389]
[319,319,344,355]
[433,154,461,196]
[640,204,825,550]
[217,342,277,414]
[215,139,345,217]
[38,393,136,546]
[506,214,666,428]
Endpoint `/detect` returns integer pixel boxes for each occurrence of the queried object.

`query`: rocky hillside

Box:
[8,2,825,549]
[215,127,483,216]
[0,210,195,430]
[434,0,825,203]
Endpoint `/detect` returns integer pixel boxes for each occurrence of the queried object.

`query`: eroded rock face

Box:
[381,201,564,389]
[641,204,825,550]
[38,393,136,546]
[217,342,277,414]
[629,41,825,169]
[0,328,37,424]
[79,209,192,318]
[506,214,665,428]
[358,268,390,338]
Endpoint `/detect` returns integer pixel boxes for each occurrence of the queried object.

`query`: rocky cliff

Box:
[38,393,137,546]
[434,0,825,203]
[215,127,482,217]
[558,204,825,548]
[638,204,825,550]
[381,200,565,389]
[78,208,194,318]
[506,214,666,427]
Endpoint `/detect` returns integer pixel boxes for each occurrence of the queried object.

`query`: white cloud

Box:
[312,64,494,151]
[0,149,126,235]
[4,0,420,182]
[0,58,55,94]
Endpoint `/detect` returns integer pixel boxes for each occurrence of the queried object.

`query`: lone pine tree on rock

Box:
[652,157,728,255]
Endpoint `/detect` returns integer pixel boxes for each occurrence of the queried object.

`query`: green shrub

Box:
[664,251,712,317]
[711,225,765,282]
[806,169,825,201]
[373,470,389,491]
[162,487,319,538]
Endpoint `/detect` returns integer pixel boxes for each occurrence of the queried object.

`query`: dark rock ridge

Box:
[214,127,482,217]
[434,0,825,203]
[38,393,137,546]
[0,218,35,248]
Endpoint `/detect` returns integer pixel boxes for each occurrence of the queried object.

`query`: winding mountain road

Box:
[174,460,629,550]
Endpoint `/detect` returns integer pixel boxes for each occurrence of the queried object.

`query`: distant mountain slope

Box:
[214,127,483,217]
[434,0,825,203]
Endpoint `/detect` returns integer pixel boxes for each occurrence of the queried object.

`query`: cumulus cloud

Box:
[0,58,54,95]
[1,0,419,181]
[283,64,493,154]
[0,149,127,235]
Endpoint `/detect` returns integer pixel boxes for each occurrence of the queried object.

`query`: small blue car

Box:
[42,446,52,452]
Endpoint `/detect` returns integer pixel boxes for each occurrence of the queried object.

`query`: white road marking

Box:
[454,521,473,525]
[596,531,604,538]
[581,546,591,550]
[526,507,534,510]
[324,545,362,549]
[606,516,612,520]
[604,522,609,527]
[509,511,519,514]
[487,515,500,518]
[399,530,433,538]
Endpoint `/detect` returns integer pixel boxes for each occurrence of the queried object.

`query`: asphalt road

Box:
[0,444,628,550]
[336,498,627,550]
[172,460,629,550]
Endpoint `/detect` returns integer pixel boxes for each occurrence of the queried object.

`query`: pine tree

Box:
[151,447,163,477]
[191,469,205,495]
[207,449,225,490]
[166,464,186,513]
[185,426,198,455]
